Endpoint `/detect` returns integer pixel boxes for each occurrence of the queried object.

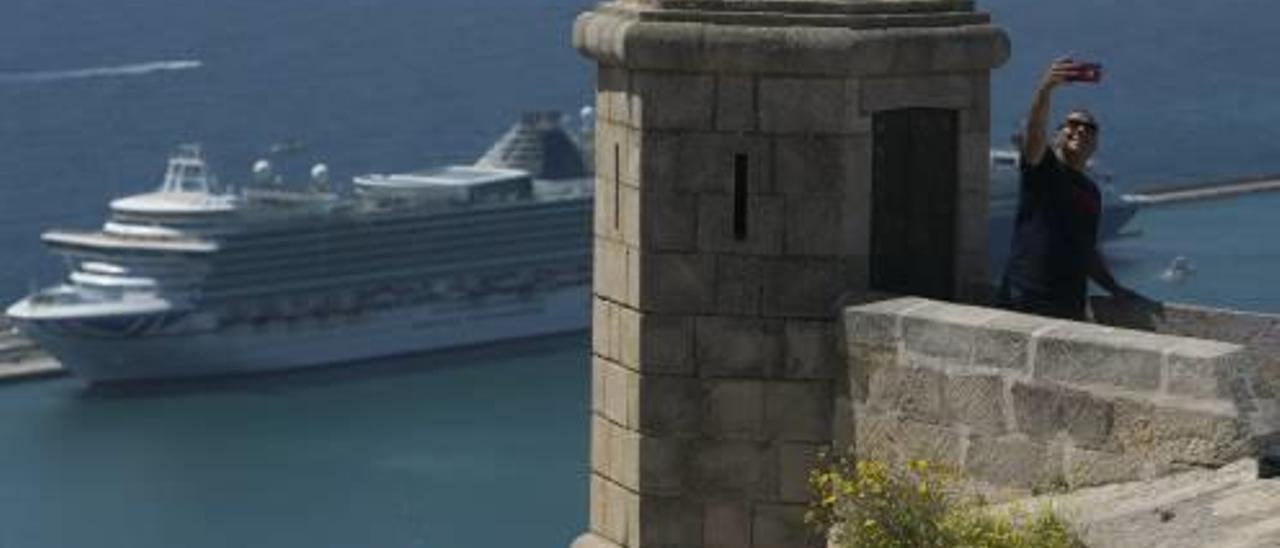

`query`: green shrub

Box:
[807,455,1087,548]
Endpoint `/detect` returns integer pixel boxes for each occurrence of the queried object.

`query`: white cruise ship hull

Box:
[13,287,587,383]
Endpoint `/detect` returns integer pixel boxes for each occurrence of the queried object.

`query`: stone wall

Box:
[842,297,1280,493]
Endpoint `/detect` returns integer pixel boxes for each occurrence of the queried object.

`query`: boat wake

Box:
[0,60,202,84]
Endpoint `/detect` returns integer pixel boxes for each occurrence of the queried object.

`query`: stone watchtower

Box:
[573,1,1008,546]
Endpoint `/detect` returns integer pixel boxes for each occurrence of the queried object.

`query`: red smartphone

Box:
[1065,62,1103,83]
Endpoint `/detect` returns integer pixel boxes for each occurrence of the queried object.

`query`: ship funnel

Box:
[473,110,589,180]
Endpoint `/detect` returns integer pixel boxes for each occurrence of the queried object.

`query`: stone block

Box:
[842,296,935,347]
[638,374,703,438]
[845,342,897,403]
[1010,381,1114,449]
[595,414,640,490]
[774,135,863,197]
[640,434,689,496]
[759,77,856,135]
[593,296,617,363]
[629,70,714,130]
[695,316,784,378]
[704,502,751,548]
[703,380,766,440]
[778,443,824,503]
[762,258,847,319]
[594,414,690,496]
[639,190,697,252]
[625,239,643,306]
[714,254,765,316]
[887,31,935,76]
[571,532,622,548]
[593,120,624,191]
[753,503,823,548]
[715,73,756,132]
[860,74,973,113]
[595,357,638,427]
[962,74,991,133]
[617,182,642,248]
[867,365,946,424]
[900,302,1002,368]
[783,320,839,380]
[944,374,1006,435]
[1063,446,1145,489]
[855,411,964,469]
[1152,407,1253,466]
[958,131,991,198]
[697,194,785,256]
[1035,324,1165,392]
[616,307,696,375]
[630,494,704,548]
[1165,339,1249,401]
[594,238,629,304]
[971,311,1045,372]
[639,131,774,195]
[594,176,620,244]
[1106,399,1252,467]
[766,381,834,442]
[590,473,634,546]
[690,440,775,497]
[784,196,848,257]
[965,435,1055,490]
[595,66,630,124]
[637,251,716,314]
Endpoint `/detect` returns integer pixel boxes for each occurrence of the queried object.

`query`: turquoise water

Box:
[0,335,588,548]
[0,0,1279,546]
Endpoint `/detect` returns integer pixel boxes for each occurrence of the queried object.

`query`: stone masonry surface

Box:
[843,297,1280,494]
[576,0,1008,546]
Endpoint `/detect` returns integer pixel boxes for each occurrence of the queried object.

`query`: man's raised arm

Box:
[1022,58,1076,166]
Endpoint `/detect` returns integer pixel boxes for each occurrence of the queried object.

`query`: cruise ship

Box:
[5,112,593,383]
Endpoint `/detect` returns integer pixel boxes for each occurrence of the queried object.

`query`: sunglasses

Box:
[1060,119,1098,133]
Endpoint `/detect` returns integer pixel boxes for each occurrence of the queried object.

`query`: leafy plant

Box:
[807,454,1087,548]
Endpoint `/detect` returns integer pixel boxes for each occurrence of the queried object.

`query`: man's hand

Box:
[1039,57,1078,92]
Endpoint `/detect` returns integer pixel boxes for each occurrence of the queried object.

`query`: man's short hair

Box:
[1063,108,1099,133]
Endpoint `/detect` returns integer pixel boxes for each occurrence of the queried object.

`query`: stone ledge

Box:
[622,0,976,15]
[574,10,1009,76]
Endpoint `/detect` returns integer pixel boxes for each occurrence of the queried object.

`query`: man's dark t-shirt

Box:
[997,149,1101,320]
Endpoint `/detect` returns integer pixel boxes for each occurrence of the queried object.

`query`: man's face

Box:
[1054,112,1098,164]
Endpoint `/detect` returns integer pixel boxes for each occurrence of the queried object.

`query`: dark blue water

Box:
[0,0,1278,546]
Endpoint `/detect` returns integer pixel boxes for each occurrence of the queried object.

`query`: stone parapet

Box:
[842,297,1280,492]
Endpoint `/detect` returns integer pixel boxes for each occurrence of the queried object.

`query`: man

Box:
[996,57,1140,320]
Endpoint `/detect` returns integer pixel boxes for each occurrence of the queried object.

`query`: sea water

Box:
[1,0,1279,546]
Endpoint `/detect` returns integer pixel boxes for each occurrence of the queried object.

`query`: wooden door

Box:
[870,108,958,300]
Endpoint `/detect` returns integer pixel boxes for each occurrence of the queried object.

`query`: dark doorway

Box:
[870,108,958,300]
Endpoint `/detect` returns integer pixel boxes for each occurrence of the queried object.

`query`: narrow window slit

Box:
[733,153,748,240]
[613,144,621,231]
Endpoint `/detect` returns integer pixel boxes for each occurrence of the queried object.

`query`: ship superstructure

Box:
[6,113,592,383]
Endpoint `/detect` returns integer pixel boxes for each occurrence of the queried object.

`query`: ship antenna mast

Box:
[161,144,215,194]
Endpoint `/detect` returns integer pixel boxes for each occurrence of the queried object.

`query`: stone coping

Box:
[617,0,976,16]
[574,2,1009,75]
[1092,296,1280,355]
